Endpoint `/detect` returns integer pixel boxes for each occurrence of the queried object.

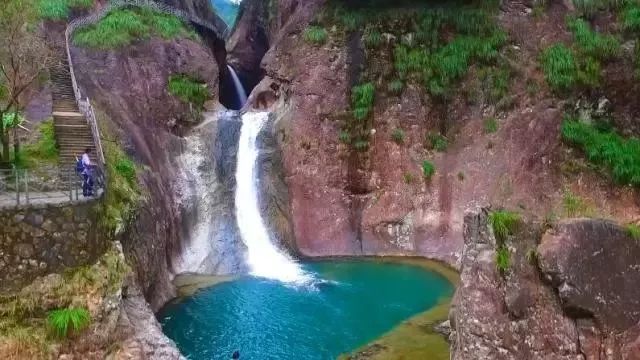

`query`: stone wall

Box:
[0,199,105,292]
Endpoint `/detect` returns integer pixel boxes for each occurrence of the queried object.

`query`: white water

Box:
[235,112,310,283]
[227,65,248,107]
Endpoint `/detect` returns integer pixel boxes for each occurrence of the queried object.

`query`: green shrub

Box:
[626,224,640,240]
[484,117,498,133]
[387,79,404,95]
[540,44,578,91]
[167,74,209,108]
[74,7,196,49]
[363,29,383,48]
[391,128,405,144]
[303,26,328,45]
[489,210,520,243]
[427,132,448,151]
[422,160,435,179]
[495,245,510,273]
[47,307,90,338]
[561,118,640,187]
[567,18,619,60]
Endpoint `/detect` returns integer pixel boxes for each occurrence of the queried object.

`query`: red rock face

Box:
[72,37,220,309]
[248,0,639,266]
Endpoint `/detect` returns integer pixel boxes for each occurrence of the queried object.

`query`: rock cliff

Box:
[449,210,640,359]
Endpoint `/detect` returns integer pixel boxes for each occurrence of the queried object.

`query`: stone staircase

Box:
[50,57,96,168]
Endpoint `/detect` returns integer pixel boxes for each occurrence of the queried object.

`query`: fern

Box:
[47,307,90,338]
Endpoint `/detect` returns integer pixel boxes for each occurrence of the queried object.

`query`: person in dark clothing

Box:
[232,351,240,359]
[81,148,94,197]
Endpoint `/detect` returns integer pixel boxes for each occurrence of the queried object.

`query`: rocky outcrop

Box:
[72,36,219,309]
[538,219,640,358]
[449,210,640,359]
[0,199,106,292]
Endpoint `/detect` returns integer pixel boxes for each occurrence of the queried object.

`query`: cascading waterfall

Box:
[235,112,311,283]
[227,65,248,108]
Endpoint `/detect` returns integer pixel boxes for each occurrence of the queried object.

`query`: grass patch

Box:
[489,209,520,243]
[403,172,415,184]
[363,28,383,48]
[626,224,640,239]
[562,190,593,217]
[426,132,448,152]
[47,307,90,338]
[561,118,640,187]
[391,128,405,144]
[422,160,435,179]
[484,117,498,133]
[303,25,328,45]
[540,44,579,91]
[342,83,375,151]
[567,17,619,60]
[167,74,210,108]
[73,7,196,49]
[495,245,510,273]
[622,3,640,32]
[38,0,93,20]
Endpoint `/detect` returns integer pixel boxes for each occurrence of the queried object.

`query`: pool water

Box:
[159,260,453,360]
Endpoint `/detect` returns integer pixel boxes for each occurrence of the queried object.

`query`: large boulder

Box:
[538,219,640,358]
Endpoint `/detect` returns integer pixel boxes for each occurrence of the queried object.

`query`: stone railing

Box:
[63,0,231,168]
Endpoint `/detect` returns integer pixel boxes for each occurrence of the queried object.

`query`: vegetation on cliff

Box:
[0,244,129,358]
[167,74,211,109]
[15,119,60,168]
[37,0,93,20]
[561,118,640,187]
[74,7,197,49]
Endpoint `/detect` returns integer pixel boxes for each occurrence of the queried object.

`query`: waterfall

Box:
[227,65,248,107]
[235,112,310,283]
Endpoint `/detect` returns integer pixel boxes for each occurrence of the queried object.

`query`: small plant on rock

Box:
[626,224,640,240]
[47,307,90,338]
[403,172,415,184]
[391,128,405,144]
[387,79,404,95]
[489,209,520,243]
[427,132,448,152]
[303,26,328,45]
[484,117,498,134]
[496,245,510,273]
[422,160,435,179]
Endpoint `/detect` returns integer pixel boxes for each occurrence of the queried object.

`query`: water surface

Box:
[159,260,453,360]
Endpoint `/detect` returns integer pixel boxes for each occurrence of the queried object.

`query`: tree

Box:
[0,0,52,164]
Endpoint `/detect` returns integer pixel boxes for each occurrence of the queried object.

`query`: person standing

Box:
[81,148,93,197]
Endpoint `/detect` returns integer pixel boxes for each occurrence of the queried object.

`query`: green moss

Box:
[73,7,197,49]
[167,74,210,108]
